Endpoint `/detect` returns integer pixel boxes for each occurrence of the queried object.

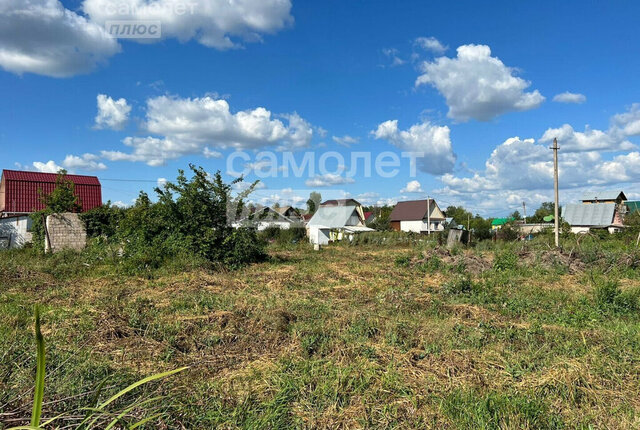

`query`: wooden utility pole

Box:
[522,201,527,224]
[552,138,560,248]
[427,196,431,235]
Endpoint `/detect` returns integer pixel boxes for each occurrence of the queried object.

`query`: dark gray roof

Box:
[580,191,626,202]
[389,199,441,221]
[562,203,616,226]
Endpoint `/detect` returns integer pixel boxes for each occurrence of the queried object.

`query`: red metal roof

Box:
[1,170,102,213]
[2,169,100,185]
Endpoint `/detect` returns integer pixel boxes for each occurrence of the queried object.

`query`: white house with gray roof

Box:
[562,203,625,234]
[306,200,373,245]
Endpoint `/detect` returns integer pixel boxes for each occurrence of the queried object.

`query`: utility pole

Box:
[552,137,560,248]
[522,201,527,224]
[427,196,431,235]
[467,213,470,231]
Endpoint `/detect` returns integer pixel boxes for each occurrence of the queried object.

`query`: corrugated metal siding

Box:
[3,178,102,213]
[562,203,616,227]
[2,170,100,185]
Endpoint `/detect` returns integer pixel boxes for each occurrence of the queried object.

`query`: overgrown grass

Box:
[1,235,640,428]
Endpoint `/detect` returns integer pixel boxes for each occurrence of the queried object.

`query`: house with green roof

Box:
[491,217,514,230]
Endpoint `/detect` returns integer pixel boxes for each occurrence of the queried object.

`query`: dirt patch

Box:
[517,249,586,274]
[418,247,493,274]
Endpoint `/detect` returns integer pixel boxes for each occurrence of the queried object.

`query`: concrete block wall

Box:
[45,213,87,253]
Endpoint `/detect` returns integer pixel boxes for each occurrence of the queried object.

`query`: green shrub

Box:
[494,250,518,272]
[394,254,412,267]
[593,275,640,314]
[444,275,474,295]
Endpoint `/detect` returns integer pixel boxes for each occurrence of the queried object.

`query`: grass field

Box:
[1,237,640,428]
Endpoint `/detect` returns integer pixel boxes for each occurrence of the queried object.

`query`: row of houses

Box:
[1,167,639,248]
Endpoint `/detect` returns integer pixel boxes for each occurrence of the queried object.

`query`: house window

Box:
[26,217,33,232]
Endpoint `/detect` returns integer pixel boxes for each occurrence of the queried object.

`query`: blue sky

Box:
[2,0,640,216]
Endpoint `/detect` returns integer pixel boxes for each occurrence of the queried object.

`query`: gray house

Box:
[562,203,625,234]
[306,201,373,245]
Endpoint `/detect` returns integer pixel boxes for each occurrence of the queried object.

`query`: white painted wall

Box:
[308,226,330,245]
[0,216,33,249]
[399,219,445,233]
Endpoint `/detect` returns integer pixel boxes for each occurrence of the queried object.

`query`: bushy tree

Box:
[306,191,322,214]
[30,170,82,248]
[117,165,266,269]
[80,202,125,238]
[530,202,555,223]
[364,205,393,231]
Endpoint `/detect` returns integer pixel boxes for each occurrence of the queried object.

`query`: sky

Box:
[2,0,640,217]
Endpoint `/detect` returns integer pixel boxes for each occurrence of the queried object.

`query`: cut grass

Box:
[1,241,640,428]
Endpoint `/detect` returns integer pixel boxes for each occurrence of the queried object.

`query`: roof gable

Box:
[580,190,626,202]
[389,199,444,221]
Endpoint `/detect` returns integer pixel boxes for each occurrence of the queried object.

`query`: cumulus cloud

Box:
[82,0,293,50]
[0,0,120,77]
[32,160,63,173]
[332,135,359,146]
[400,180,423,193]
[414,36,447,53]
[304,174,355,187]
[372,119,456,175]
[553,92,586,104]
[415,44,544,121]
[102,95,314,166]
[62,153,107,171]
[610,103,640,137]
[540,124,635,153]
[94,94,131,130]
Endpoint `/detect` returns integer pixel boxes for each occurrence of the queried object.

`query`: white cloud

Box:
[332,135,359,146]
[401,180,423,193]
[382,48,405,66]
[552,92,586,104]
[305,174,355,187]
[540,124,635,153]
[32,160,63,173]
[103,95,314,166]
[203,147,222,158]
[112,200,128,208]
[415,44,544,121]
[62,153,107,171]
[414,37,447,54]
[94,94,131,130]
[355,192,380,205]
[372,119,456,175]
[610,103,640,137]
[82,0,293,50]
[0,0,120,77]
[157,177,167,188]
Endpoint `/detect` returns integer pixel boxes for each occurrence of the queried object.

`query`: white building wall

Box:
[256,221,292,231]
[0,216,33,249]
[308,226,330,245]
[399,219,445,233]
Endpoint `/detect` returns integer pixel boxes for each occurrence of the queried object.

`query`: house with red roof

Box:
[0,170,102,248]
